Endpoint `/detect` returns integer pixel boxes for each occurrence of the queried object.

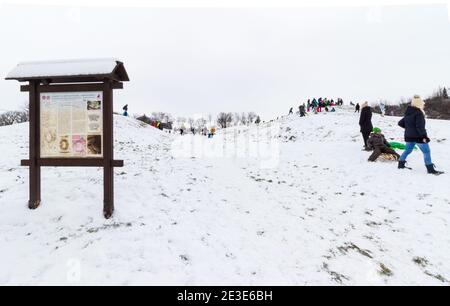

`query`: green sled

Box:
[389,142,418,151]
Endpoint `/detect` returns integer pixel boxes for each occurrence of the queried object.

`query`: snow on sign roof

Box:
[5,58,129,82]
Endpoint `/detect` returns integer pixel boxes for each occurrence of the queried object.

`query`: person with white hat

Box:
[398,95,444,175]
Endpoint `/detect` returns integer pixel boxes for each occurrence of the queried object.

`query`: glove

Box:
[424,137,431,143]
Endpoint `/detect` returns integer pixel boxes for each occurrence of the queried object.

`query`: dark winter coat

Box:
[398,106,428,143]
[359,106,373,133]
[367,133,389,149]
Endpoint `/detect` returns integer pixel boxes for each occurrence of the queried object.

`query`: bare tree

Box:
[188,117,195,128]
[240,112,248,125]
[0,110,29,126]
[161,112,173,123]
[195,117,207,129]
[216,112,233,129]
[444,87,449,99]
[232,112,241,126]
[150,112,173,123]
[247,112,257,125]
[177,117,187,124]
[21,102,29,117]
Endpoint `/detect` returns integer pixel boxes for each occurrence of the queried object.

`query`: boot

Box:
[398,161,412,170]
[426,164,444,176]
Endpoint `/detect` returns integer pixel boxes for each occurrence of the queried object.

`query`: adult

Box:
[379,102,386,117]
[317,99,322,113]
[398,95,443,175]
[359,101,373,150]
[355,103,360,113]
[311,98,318,112]
[299,104,306,117]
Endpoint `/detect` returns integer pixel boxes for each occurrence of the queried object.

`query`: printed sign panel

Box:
[40,92,103,158]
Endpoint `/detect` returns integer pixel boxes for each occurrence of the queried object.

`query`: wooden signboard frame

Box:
[6,60,129,218]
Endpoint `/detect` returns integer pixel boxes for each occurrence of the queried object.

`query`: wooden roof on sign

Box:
[5,58,130,83]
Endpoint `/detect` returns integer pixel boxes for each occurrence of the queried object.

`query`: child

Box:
[367,127,400,162]
[122,104,128,117]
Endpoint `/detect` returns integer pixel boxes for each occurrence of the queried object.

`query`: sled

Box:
[389,142,417,151]
[376,153,399,162]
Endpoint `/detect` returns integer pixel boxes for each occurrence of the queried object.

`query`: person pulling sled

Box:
[398,95,443,175]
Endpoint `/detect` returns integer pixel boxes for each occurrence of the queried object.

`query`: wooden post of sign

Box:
[103,80,114,218]
[29,80,41,209]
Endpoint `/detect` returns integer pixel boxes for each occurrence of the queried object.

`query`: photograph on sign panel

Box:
[87,134,102,156]
[72,135,87,156]
[58,135,71,154]
[87,100,101,111]
[87,111,102,133]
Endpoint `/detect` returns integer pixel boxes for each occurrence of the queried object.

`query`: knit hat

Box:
[372,127,381,134]
[411,95,425,111]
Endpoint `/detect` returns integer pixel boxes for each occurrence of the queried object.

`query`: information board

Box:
[40,92,103,158]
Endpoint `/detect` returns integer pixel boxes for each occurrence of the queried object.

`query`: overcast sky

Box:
[1,3,449,119]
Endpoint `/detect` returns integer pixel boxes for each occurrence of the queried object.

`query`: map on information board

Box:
[40,92,103,158]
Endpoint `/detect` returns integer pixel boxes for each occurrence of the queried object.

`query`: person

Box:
[255,116,261,125]
[289,107,293,115]
[355,103,360,113]
[317,101,322,113]
[122,104,128,117]
[208,127,216,138]
[307,99,311,112]
[331,107,336,112]
[398,95,444,175]
[367,127,400,162]
[299,104,306,117]
[379,102,386,117]
[311,98,318,112]
[359,101,373,150]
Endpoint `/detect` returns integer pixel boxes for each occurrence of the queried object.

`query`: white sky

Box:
[1,1,450,119]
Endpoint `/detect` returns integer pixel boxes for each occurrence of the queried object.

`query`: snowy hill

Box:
[0,111,449,285]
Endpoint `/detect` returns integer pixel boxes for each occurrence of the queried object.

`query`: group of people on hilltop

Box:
[358,96,443,175]
[289,97,343,116]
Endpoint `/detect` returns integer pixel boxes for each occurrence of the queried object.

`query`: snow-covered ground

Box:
[0,109,449,285]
